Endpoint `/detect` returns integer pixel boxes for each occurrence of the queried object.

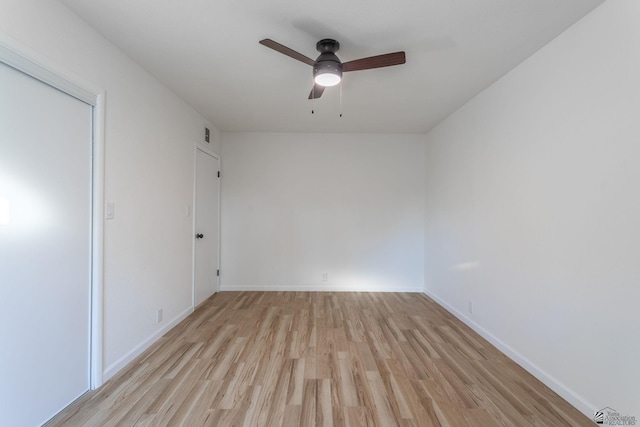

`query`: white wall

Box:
[221,132,424,292]
[423,0,640,416]
[0,0,220,380]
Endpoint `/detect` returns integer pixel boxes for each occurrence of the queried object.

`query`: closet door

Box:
[0,61,92,426]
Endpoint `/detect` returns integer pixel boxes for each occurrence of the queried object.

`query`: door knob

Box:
[196,233,204,239]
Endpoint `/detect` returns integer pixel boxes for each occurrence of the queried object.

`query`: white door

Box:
[0,62,92,426]
[194,148,220,306]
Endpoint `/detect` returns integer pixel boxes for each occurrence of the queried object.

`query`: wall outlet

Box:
[468,301,473,314]
[321,273,328,282]
[156,308,163,323]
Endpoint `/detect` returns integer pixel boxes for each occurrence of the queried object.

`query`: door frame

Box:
[0,35,106,389]
[192,145,221,308]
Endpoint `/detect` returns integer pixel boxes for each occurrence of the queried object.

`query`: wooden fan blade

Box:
[308,84,326,99]
[259,39,316,66]
[342,51,406,72]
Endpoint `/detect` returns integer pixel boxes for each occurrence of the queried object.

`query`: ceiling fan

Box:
[259,38,406,99]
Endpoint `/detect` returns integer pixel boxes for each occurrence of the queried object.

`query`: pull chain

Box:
[339,81,343,118]
[311,80,315,114]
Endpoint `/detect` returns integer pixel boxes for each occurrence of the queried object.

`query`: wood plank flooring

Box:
[47,292,592,426]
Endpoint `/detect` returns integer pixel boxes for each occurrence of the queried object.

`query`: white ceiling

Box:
[60,0,603,134]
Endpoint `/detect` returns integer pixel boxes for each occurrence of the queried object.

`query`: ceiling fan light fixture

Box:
[313,60,342,87]
[314,72,341,87]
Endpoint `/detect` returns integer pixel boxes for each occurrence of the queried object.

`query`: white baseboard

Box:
[220,284,423,292]
[102,306,194,381]
[422,289,596,419]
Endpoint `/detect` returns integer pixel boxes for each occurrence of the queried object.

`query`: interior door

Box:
[194,148,220,306]
[0,61,92,426]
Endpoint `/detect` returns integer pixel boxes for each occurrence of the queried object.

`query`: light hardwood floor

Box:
[47,292,592,426]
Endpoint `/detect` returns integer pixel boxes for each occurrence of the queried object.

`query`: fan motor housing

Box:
[314,39,343,82]
[314,53,342,73]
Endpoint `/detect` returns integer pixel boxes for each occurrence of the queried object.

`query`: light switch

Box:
[185,205,192,217]
[105,202,115,219]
